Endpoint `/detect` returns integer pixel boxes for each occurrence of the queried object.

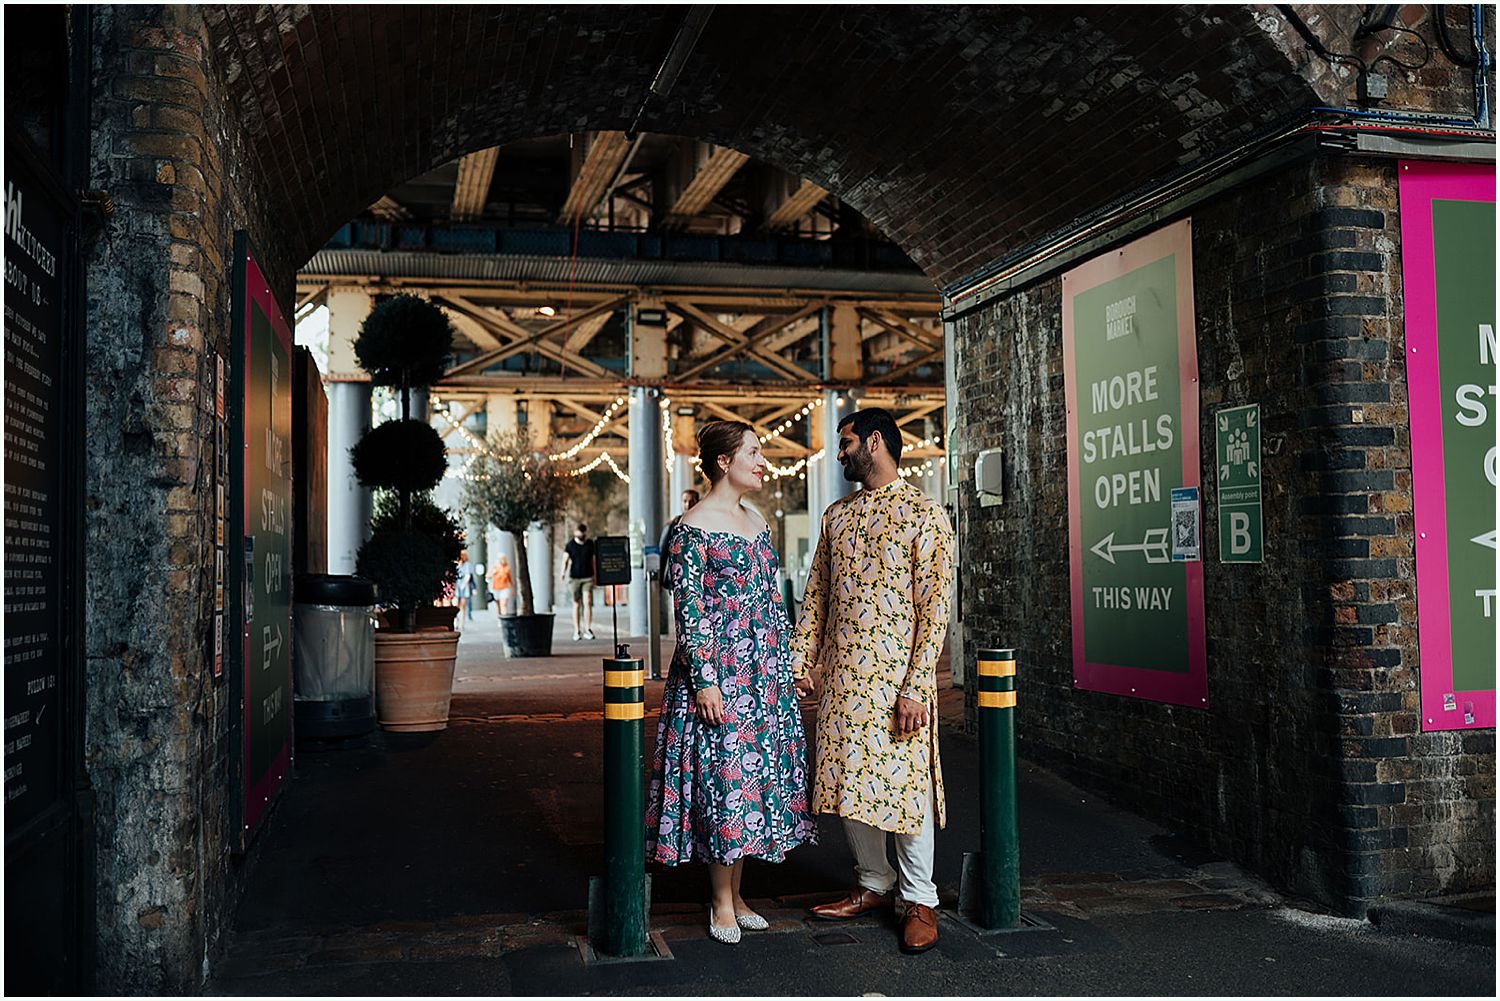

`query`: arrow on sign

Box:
[1474,530,1497,551]
[262,624,283,669]
[1090,527,1170,565]
[1247,410,1258,428]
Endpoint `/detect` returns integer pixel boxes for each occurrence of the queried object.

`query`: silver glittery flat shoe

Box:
[707,905,742,944]
[735,910,769,930]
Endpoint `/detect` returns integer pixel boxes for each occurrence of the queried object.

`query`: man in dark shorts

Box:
[561,523,596,641]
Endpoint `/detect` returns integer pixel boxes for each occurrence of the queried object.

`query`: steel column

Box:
[326,381,373,574]
[628,388,664,636]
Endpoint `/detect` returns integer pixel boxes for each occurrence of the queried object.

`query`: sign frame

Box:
[1399,159,1496,732]
[1062,219,1208,708]
[228,232,294,848]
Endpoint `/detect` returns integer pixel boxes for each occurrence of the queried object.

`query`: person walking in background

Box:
[658,487,702,588]
[490,555,515,618]
[561,523,596,641]
[646,420,816,945]
[791,408,955,954]
[454,548,473,627]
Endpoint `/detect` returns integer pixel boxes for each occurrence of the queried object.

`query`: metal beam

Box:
[452,147,500,221]
[666,145,750,222]
[673,301,823,382]
[446,295,629,377]
[369,195,411,220]
[766,178,828,230]
[669,301,813,382]
[559,131,632,225]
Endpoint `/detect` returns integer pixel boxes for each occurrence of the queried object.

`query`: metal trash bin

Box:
[293,573,378,739]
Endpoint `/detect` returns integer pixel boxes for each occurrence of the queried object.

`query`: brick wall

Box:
[950,154,1494,916]
[84,5,268,992]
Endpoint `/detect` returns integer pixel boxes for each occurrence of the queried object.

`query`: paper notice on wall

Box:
[1170,487,1200,562]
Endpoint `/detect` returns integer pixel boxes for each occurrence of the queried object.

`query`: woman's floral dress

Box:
[645,523,816,865]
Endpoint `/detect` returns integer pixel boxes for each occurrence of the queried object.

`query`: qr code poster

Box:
[1170,487,1200,562]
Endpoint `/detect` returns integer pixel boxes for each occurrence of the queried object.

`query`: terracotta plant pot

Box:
[373,629,461,732]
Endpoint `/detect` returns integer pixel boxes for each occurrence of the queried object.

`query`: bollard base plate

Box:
[946,908,1055,939]
[581,875,674,965]
[575,930,674,967]
[955,852,1054,936]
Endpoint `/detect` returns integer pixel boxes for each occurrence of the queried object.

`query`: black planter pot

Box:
[500,613,555,658]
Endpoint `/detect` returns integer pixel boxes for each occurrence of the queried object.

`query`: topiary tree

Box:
[463,430,578,616]
[351,294,459,632]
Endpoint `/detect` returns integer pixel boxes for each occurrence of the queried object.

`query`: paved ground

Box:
[210,610,1495,996]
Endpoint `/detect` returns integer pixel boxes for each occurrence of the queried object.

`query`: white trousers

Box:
[842,794,938,908]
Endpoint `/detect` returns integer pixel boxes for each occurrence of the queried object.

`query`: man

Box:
[561,523,596,641]
[658,488,701,565]
[791,408,954,954]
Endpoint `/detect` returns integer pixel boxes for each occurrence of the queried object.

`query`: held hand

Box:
[794,675,815,699]
[695,685,724,725]
[893,695,929,738]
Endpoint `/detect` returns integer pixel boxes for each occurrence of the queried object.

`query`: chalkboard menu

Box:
[232,235,293,845]
[4,146,69,831]
[594,536,631,586]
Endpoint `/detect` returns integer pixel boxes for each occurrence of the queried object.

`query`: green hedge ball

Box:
[351,419,447,492]
[354,294,454,387]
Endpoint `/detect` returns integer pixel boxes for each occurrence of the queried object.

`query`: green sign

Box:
[1216,404,1263,563]
[1432,199,1495,693]
[1064,220,1206,706]
[1073,255,1188,670]
[233,237,293,840]
[246,300,292,779]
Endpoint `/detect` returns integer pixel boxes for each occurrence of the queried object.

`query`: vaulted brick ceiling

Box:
[203,5,1331,290]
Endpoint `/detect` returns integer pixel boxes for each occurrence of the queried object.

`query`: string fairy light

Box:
[758,395,825,446]
[549,396,627,461]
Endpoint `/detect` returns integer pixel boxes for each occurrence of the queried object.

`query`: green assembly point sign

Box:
[1216,404,1263,563]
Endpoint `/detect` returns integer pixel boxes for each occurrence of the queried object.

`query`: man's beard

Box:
[841,442,874,483]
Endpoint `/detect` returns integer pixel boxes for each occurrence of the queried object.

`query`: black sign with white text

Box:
[4,147,67,831]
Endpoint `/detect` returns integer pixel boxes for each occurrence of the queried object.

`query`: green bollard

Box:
[598,646,648,957]
[977,647,1020,928]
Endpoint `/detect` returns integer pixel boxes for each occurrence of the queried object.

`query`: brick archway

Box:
[200,5,1332,291]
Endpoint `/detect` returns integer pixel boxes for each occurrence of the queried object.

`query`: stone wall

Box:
[950,153,1494,916]
[84,5,267,992]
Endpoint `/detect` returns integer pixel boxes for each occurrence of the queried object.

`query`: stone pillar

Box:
[822,388,856,509]
[628,387,664,635]
[326,381,372,575]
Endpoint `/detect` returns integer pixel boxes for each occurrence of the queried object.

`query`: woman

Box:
[645,420,816,944]
[490,555,514,617]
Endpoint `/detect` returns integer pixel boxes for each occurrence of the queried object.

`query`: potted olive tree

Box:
[351,294,464,731]
[463,430,577,657]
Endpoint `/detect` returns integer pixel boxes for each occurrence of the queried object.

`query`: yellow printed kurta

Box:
[790,479,955,834]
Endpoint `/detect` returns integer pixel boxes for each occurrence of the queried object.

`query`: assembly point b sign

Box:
[1216,404,1263,563]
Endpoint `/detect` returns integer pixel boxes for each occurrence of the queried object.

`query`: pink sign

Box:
[1399,160,1496,732]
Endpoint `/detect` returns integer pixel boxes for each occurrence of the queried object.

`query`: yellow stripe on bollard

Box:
[978,691,1017,709]
[976,659,1016,677]
[604,669,645,688]
[604,702,645,720]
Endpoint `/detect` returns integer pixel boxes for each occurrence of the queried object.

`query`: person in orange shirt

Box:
[490,555,515,618]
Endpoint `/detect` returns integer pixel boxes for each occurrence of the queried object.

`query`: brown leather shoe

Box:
[900,903,939,953]
[809,887,892,921]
